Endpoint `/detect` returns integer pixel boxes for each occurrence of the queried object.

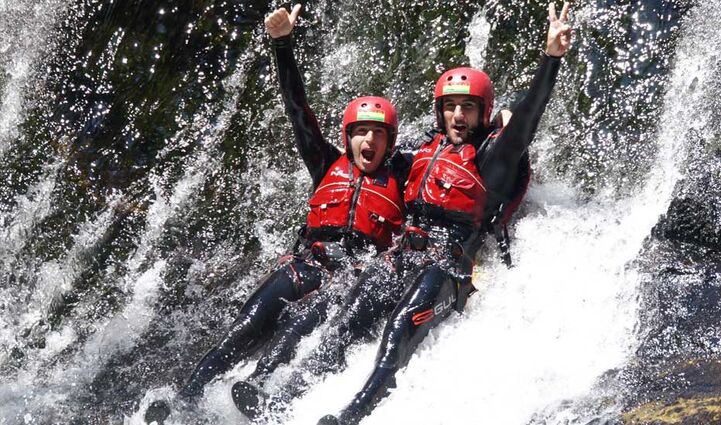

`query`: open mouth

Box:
[452,124,467,133]
[361,148,376,162]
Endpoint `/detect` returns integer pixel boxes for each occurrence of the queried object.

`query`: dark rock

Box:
[618,136,721,423]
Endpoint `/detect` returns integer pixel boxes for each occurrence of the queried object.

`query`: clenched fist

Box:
[265,4,302,39]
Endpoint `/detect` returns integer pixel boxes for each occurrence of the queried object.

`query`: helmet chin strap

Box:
[346,128,355,162]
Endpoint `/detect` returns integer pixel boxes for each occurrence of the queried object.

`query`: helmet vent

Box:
[375,103,381,108]
[461,75,467,80]
[361,103,367,107]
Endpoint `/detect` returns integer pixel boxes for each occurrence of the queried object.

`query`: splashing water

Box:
[1,0,716,424]
[0,0,67,151]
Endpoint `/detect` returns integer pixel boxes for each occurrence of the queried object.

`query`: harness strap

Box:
[401,223,468,264]
[287,262,303,284]
[310,241,348,270]
[403,226,430,251]
[292,225,308,254]
[490,203,513,267]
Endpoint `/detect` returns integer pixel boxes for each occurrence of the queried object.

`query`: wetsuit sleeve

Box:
[390,128,440,184]
[479,53,561,194]
[388,149,413,187]
[389,132,422,186]
[272,36,342,189]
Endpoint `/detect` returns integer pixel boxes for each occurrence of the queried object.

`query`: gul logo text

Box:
[411,293,457,326]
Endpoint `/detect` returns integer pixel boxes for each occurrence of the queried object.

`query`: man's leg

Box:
[331,263,459,425]
[232,290,334,418]
[179,260,324,398]
[302,259,402,377]
[248,289,333,382]
[234,257,402,418]
[145,259,324,423]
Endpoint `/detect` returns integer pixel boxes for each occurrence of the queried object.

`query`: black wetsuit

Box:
[322,53,563,425]
[175,35,403,401]
[233,53,562,423]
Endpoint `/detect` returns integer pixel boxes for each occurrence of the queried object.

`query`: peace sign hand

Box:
[265,4,302,39]
[546,2,572,57]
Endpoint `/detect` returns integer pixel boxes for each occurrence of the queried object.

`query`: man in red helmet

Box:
[144,4,407,424]
[311,3,573,424]
[229,3,571,423]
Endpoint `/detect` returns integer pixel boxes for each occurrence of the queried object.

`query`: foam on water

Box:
[0,57,252,418]
[0,162,61,260]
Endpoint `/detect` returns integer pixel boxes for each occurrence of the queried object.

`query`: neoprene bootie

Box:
[317,414,340,425]
[232,380,267,419]
[144,400,171,424]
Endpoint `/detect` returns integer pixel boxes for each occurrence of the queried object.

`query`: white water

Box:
[0,162,61,259]
[0,0,66,152]
[2,0,719,424]
[0,0,75,277]
[0,56,250,424]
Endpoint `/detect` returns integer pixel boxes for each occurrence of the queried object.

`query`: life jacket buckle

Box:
[310,241,346,270]
[370,213,386,224]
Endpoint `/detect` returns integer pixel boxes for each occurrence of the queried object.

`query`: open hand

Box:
[264,4,302,39]
[546,2,572,57]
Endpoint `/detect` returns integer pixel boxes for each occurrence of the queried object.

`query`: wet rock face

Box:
[622,147,721,424]
[653,149,721,252]
[656,195,721,251]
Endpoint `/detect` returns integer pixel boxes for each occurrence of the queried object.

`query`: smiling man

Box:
[231,3,572,423]
[351,122,389,172]
[317,2,573,424]
[143,4,407,424]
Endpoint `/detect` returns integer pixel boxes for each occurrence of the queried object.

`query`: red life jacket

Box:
[404,133,487,228]
[306,156,404,250]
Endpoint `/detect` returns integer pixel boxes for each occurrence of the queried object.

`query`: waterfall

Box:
[0,0,67,150]
[1,0,716,424]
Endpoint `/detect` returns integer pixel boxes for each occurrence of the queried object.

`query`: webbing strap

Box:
[490,204,513,267]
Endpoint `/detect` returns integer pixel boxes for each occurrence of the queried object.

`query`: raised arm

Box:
[480,2,571,188]
[493,2,570,159]
[266,5,341,189]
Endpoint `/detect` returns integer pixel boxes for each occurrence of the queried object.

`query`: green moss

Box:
[624,396,721,424]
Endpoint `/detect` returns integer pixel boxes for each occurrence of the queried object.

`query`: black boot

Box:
[232,380,268,419]
[317,414,340,425]
[336,405,364,425]
[144,400,171,424]
[336,366,397,425]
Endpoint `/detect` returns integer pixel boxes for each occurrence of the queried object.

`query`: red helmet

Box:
[342,96,398,154]
[434,67,494,128]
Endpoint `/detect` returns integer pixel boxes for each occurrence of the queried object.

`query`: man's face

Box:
[349,122,389,173]
[442,95,481,144]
